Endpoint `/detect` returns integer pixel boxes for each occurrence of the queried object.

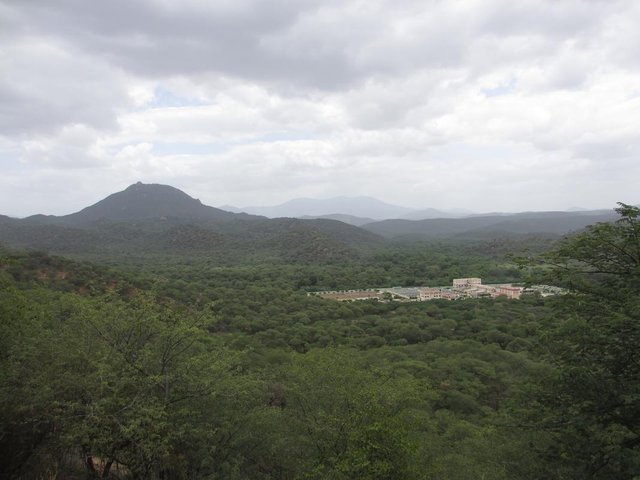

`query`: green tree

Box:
[255,349,430,480]
[0,288,251,479]
[531,203,640,478]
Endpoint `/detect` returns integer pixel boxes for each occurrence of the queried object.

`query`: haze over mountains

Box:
[362,211,617,239]
[0,182,621,262]
[219,197,612,228]
[221,197,463,222]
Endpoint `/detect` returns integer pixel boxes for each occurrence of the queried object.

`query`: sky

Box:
[1,0,639,217]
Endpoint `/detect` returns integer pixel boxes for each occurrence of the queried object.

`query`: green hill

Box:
[0,183,385,263]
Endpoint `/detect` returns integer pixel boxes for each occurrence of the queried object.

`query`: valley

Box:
[0,185,637,480]
[4,1,639,478]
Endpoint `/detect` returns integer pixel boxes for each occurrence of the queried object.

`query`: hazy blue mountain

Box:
[218,204,244,213]
[400,208,465,220]
[238,196,415,220]
[19,214,61,225]
[233,197,473,221]
[363,210,618,238]
[466,209,612,218]
[299,213,377,226]
[448,208,475,215]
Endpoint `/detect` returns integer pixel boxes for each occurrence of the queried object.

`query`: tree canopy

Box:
[529,203,640,479]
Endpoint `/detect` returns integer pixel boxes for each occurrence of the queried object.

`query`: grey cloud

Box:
[0,41,130,136]
[477,0,609,37]
[6,0,357,88]
[5,0,625,91]
[1,0,639,215]
[1,0,634,140]
[0,80,123,137]
[573,139,637,161]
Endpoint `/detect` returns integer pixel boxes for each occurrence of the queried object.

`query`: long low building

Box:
[312,290,384,301]
[311,278,536,302]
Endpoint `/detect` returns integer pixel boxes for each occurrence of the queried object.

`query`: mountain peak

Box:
[59,183,235,225]
[123,182,202,202]
[125,181,186,193]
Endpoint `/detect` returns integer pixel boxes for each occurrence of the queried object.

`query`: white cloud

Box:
[0,0,639,216]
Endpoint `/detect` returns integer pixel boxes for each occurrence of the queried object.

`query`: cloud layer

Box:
[1,0,639,216]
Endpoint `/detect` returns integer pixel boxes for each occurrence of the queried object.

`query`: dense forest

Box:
[1,204,638,479]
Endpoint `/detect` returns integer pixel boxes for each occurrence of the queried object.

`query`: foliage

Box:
[2,204,633,480]
[527,203,640,478]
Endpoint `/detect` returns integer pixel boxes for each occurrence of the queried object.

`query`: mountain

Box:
[237,196,415,220]
[231,197,474,221]
[299,213,376,226]
[1,183,624,262]
[400,208,465,220]
[364,216,506,238]
[217,204,244,214]
[363,210,618,239]
[241,217,383,262]
[30,182,253,226]
[0,183,384,262]
[297,218,383,247]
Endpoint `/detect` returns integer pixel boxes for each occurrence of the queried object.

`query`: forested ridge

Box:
[1,205,638,479]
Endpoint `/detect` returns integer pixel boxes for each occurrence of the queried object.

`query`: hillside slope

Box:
[36,182,253,225]
[363,211,617,238]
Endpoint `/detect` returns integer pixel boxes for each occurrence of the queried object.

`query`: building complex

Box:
[311,278,562,302]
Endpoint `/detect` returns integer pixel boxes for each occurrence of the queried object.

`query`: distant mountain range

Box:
[298,214,377,227]
[220,196,618,233]
[362,210,617,239]
[0,183,383,263]
[0,183,622,262]
[220,196,463,223]
[224,196,413,220]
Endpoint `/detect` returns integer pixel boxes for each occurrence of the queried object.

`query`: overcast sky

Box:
[1,0,639,216]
